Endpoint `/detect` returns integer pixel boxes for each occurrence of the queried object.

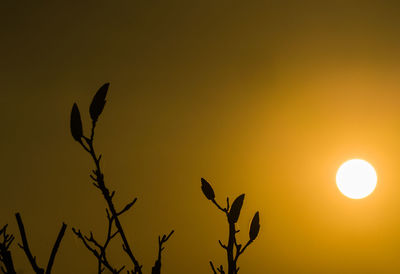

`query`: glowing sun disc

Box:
[336,159,377,199]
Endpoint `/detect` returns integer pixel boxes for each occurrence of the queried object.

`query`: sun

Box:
[336,159,377,199]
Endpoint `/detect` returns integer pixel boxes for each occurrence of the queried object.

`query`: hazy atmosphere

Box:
[3,1,400,273]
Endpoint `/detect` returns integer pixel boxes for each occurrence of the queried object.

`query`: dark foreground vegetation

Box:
[1,83,260,274]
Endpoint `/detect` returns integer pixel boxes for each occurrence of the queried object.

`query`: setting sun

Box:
[336,159,377,199]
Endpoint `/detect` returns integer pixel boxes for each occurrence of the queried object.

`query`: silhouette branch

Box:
[72,216,124,274]
[45,223,67,274]
[72,207,127,273]
[15,213,44,274]
[73,92,142,272]
[15,213,67,274]
[78,119,142,273]
[71,83,174,273]
[151,230,174,274]
[210,261,225,274]
[200,178,260,274]
[0,224,16,274]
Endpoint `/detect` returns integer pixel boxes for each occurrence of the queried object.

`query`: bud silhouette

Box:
[89,83,109,122]
[228,194,245,223]
[70,103,83,141]
[249,211,260,241]
[201,178,215,200]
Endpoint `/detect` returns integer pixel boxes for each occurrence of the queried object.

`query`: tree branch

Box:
[202,181,260,274]
[15,213,44,274]
[0,225,16,274]
[151,230,174,274]
[45,223,67,274]
[80,121,143,273]
[72,227,124,274]
[15,213,67,274]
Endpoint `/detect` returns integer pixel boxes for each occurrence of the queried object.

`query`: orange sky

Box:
[3,1,400,273]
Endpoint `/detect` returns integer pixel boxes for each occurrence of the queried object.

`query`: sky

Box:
[2,1,400,273]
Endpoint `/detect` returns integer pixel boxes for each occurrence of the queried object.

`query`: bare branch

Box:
[211,199,228,213]
[0,224,16,274]
[118,198,138,216]
[72,227,122,274]
[210,261,217,274]
[78,116,143,273]
[15,213,67,274]
[15,213,44,274]
[217,265,225,274]
[218,240,227,250]
[151,230,174,274]
[45,223,67,274]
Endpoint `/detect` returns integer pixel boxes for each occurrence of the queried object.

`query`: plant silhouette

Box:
[10,213,67,274]
[70,83,174,274]
[1,83,261,273]
[200,178,260,274]
[0,224,16,274]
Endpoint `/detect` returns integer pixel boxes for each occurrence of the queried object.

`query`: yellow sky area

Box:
[3,1,400,273]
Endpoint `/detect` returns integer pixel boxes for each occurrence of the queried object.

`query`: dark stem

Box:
[15,213,44,274]
[151,230,174,274]
[227,221,236,274]
[15,213,67,274]
[209,262,217,274]
[45,223,67,274]
[72,227,123,274]
[81,121,142,273]
[0,225,16,274]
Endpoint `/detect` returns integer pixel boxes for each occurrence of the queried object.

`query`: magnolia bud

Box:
[228,194,245,223]
[89,83,109,122]
[249,211,260,241]
[70,103,83,141]
[201,178,215,200]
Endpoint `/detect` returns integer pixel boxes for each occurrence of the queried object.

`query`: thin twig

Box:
[15,213,44,274]
[15,213,67,274]
[45,223,67,274]
[0,225,16,274]
[72,207,126,274]
[151,230,174,274]
[72,86,174,273]
[79,120,143,273]
[210,261,217,274]
[72,227,124,274]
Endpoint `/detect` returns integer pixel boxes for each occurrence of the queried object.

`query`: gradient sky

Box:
[3,1,400,273]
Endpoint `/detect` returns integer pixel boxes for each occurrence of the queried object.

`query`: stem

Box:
[45,223,67,274]
[15,213,44,274]
[0,225,16,274]
[15,213,67,274]
[227,221,236,274]
[83,122,142,273]
[151,230,174,274]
